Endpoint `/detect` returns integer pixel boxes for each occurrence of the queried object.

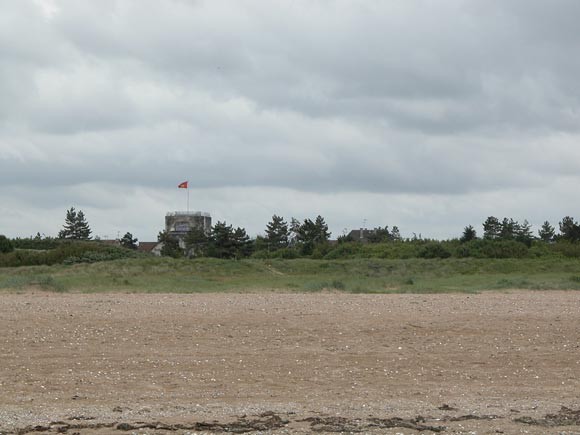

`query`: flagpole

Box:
[178,181,189,212]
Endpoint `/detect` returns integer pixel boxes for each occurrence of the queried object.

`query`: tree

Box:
[265,215,289,251]
[289,217,301,246]
[500,218,518,240]
[58,207,77,239]
[314,215,331,243]
[208,221,236,259]
[538,221,555,243]
[337,232,355,244]
[482,216,501,240]
[460,225,477,243]
[390,226,402,241]
[58,207,92,240]
[233,227,253,259]
[559,216,580,242]
[76,211,92,240]
[290,216,331,255]
[298,219,318,255]
[184,226,209,257]
[120,232,138,250]
[0,235,14,253]
[367,226,390,243]
[253,235,269,251]
[515,219,534,247]
[158,230,182,258]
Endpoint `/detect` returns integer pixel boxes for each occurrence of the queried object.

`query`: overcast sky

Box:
[1,0,580,241]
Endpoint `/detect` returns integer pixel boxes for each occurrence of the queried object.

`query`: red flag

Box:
[178,181,188,189]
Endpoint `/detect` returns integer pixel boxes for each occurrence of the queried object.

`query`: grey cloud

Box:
[2,1,580,240]
[7,0,580,135]
[0,125,553,196]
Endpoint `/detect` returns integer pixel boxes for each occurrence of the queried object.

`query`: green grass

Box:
[1,257,580,294]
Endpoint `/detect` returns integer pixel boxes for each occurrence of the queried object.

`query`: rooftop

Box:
[166,211,211,217]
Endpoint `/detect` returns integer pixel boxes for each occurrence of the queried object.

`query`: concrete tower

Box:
[165,211,212,241]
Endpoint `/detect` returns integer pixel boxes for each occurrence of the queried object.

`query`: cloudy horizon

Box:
[2,0,580,242]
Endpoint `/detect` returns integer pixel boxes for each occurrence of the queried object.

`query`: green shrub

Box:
[527,241,555,258]
[63,249,136,264]
[457,239,529,259]
[0,241,139,267]
[483,240,529,258]
[252,247,300,259]
[417,242,452,259]
[374,241,428,259]
[311,243,332,259]
[324,241,425,259]
[0,235,14,254]
[273,248,300,259]
[551,242,580,258]
[324,242,364,259]
[250,249,270,259]
[11,236,60,250]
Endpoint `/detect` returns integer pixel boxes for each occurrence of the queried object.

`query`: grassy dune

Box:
[2,257,580,293]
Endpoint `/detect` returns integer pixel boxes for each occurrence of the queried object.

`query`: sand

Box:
[1,291,579,434]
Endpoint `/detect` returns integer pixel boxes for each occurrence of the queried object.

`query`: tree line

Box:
[4,208,580,261]
[158,215,331,259]
[460,216,580,245]
[156,214,580,260]
[57,206,139,249]
[1,207,138,253]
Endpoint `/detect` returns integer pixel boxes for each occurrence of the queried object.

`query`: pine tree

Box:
[75,211,92,240]
[158,230,182,258]
[253,235,269,251]
[208,221,235,259]
[265,215,289,251]
[0,235,14,253]
[538,221,555,243]
[314,215,331,243]
[390,226,402,241]
[58,207,92,240]
[500,218,518,240]
[291,216,331,255]
[233,227,253,259]
[58,207,78,239]
[482,216,501,240]
[184,226,209,257]
[515,219,534,246]
[289,217,301,246]
[292,218,316,255]
[337,232,355,244]
[460,225,477,243]
[120,232,138,250]
[367,226,390,243]
[559,216,580,242]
